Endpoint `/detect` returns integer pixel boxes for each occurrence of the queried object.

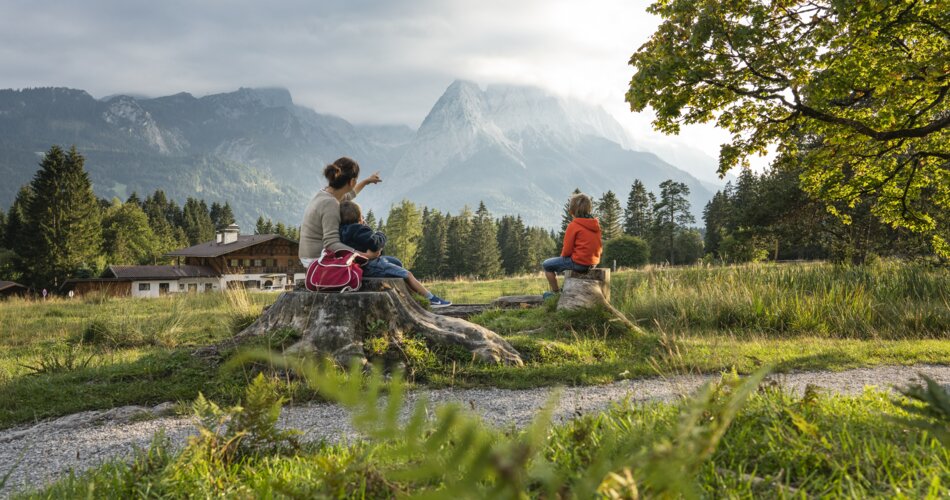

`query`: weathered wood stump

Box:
[492,295,544,309]
[557,269,641,332]
[232,278,523,366]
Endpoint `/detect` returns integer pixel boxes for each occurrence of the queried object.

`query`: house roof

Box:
[103,265,220,280]
[0,281,27,293]
[165,234,297,258]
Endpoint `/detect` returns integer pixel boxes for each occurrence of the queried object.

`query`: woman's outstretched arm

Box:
[353,171,382,195]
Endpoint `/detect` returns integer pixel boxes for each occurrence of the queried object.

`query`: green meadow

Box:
[2,261,949,497]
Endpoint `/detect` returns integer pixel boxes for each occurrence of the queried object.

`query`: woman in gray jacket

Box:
[299,157,381,268]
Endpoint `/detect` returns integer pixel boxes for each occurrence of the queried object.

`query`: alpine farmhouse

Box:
[64,225,306,298]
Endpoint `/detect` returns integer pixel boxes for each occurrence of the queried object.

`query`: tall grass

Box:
[613,261,950,339]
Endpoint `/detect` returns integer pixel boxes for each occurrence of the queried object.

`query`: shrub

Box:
[603,236,650,269]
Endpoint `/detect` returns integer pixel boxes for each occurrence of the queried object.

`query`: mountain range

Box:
[0,81,721,229]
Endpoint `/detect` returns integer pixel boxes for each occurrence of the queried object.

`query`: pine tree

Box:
[219,203,236,228]
[703,190,732,258]
[624,180,654,238]
[1,186,29,252]
[365,210,377,230]
[526,226,558,271]
[414,209,448,279]
[182,198,215,245]
[383,200,423,269]
[652,180,695,265]
[445,208,473,277]
[497,215,528,275]
[24,146,103,287]
[596,190,623,241]
[126,191,142,207]
[255,216,268,235]
[467,202,502,279]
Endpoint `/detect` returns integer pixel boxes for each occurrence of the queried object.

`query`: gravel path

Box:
[2,364,949,497]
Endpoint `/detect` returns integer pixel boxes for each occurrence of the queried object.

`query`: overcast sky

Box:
[1,0,747,161]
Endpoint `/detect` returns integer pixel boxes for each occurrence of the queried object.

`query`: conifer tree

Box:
[414,209,448,279]
[1,186,30,252]
[445,208,473,277]
[624,180,654,238]
[24,146,103,287]
[220,203,236,228]
[467,202,502,279]
[365,210,377,231]
[652,180,695,265]
[126,191,141,207]
[181,198,214,245]
[596,190,623,241]
[702,191,732,258]
[255,216,268,235]
[383,200,423,269]
[497,215,527,275]
[210,202,237,230]
[526,226,558,271]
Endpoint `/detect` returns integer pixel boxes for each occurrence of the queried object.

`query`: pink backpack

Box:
[305,249,367,292]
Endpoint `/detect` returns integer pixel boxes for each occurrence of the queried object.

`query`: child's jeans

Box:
[363,256,411,279]
[542,256,593,273]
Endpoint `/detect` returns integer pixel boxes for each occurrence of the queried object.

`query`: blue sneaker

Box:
[429,295,452,308]
[542,291,559,300]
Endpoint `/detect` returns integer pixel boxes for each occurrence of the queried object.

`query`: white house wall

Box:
[131,278,223,298]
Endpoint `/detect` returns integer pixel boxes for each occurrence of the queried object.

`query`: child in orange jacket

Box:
[543,192,602,298]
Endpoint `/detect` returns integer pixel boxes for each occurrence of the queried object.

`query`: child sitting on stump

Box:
[542,192,602,299]
[339,201,452,308]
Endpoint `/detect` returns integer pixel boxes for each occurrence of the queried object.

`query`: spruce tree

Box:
[652,180,694,265]
[702,190,732,258]
[596,190,623,241]
[624,180,654,238]
[467,202,502,279]
[255,216,268,235]
[497,215,527,275]
[365,210,377,230]
[445,208,473,277]
[182,198,215,245]
[126,191,141,207]
[414,209,448,279]
[0,187,24,250]
[24,146,103,287]
[219,203,236,228]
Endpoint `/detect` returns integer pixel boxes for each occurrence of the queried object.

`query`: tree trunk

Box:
[558,269,641,333]
[222,278,523,366]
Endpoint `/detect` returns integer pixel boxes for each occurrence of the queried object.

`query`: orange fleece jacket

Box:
[561,217,602,266]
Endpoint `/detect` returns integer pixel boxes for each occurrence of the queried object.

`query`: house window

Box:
[179,284,185,291]
[254,259,263,267]
[244,259,252,267]
[229,259,239,267]
[204,283,213,292]
[270,259,278,267]
[138,283,151,291]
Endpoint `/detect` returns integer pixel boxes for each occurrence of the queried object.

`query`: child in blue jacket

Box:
[339,201,450,307]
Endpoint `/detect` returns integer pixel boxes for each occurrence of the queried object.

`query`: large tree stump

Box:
[232,278,523,366]
[557,269,641,332]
